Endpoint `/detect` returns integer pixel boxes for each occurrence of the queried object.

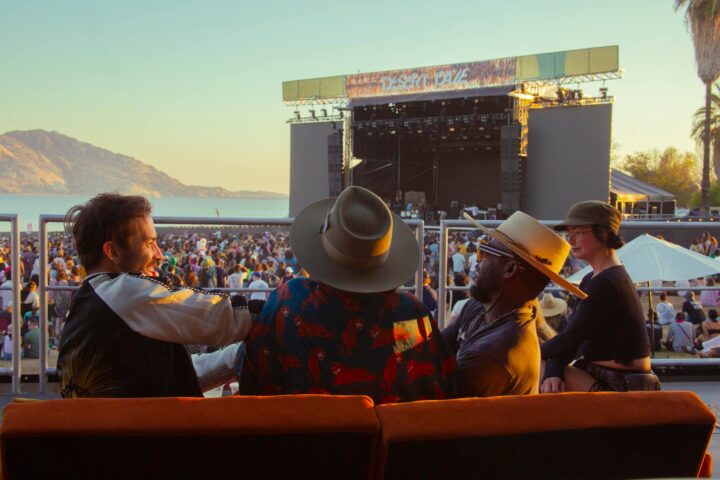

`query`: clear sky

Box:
[0,0,704,194]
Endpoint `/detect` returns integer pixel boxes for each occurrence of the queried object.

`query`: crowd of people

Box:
[0,226,306,354]
[0,191,718,400]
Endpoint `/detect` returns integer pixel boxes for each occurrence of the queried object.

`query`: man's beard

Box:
[470,268,503,304]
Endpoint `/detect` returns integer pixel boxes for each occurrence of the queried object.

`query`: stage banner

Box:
[347,58,516,100]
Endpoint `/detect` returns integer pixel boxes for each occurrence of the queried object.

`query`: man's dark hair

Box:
[64,193,152,271]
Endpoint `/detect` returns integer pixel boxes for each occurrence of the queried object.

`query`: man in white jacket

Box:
[58,193,251,398]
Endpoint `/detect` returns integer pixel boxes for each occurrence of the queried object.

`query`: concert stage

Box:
[283,46,621,221]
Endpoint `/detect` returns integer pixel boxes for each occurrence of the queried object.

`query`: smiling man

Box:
[441,212,585,397]
[57,193,252,398]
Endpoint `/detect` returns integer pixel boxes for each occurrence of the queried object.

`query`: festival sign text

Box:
[346,58,516,100]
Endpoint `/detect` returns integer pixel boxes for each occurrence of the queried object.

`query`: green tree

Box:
[674,0,720,215]
[690,82,720,179]
[690,182,720,206]
[620,147,700,206]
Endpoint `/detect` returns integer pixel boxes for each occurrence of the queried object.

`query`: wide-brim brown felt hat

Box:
[291,186,419,293]
[463,212,587,299]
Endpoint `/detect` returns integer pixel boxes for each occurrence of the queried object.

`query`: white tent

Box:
[566,234,720,284]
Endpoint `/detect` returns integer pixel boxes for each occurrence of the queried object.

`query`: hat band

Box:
[321,233,389,271]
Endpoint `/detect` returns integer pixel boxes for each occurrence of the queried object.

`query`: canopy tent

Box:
[610,169,676,216]
[566,234,720,284]
[611,169,676,203]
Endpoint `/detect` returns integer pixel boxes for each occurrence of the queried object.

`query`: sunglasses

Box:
[477,242,525,271]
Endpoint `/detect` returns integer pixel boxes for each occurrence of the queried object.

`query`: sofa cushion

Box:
[1,395,379,480]
[375,391,716,479]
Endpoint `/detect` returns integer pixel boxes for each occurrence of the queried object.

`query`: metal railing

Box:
[436,219,720,369]
[35,215,425,392]
[438,219,720,328]
[0,214,22,393]
[10,214,720,391]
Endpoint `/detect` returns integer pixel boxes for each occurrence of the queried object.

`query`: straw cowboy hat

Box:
[462,212,587,298]
[539,293,568,317]
[290,186,419,293]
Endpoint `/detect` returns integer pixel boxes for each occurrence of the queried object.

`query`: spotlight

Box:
[294,111,301,120]
[600,87,608,99]
[321,109,328,117]
[309,109,316,119]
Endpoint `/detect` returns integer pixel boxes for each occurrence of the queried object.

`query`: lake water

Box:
[0,194,289,231]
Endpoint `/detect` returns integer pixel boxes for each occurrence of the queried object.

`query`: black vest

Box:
[58,277,202,398]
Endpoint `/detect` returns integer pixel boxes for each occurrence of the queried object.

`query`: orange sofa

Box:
[1,391,715,479]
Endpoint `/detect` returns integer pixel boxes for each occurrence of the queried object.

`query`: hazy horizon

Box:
[0,1,705,194]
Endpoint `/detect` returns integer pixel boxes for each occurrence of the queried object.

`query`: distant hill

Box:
[0,130,287,198]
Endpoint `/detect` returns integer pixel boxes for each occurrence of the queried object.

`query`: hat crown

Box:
[325,187,393,261]
[557,200,622,233]
[336,188,392,241]
[496,211,569,276]
[540,293,559,309]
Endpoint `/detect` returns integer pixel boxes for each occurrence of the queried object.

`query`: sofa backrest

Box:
[1,394,379,480]
[375,391,716,479]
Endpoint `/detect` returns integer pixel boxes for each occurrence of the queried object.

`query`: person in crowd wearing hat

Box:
[280,266,295,285]
[538,293,568,334]
[541,201,659,393]
[442,212,585,397]
[57,193,253,398]
[240,186,456,404]
[248,271,269,300]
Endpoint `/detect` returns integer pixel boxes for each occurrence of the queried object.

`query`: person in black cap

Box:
[540,200,660,393]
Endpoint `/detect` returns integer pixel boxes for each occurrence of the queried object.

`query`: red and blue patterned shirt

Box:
[240,277,456,404]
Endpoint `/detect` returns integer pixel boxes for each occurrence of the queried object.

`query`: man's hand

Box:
[540,377,565,394]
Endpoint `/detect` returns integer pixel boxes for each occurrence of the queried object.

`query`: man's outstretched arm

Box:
[89,273,252,345]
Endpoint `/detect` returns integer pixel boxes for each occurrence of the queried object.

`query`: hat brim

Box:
[540,298,568,317]
[291,198,420,293]
[463,213,587,299]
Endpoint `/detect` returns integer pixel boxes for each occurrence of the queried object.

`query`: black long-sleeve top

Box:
[541,265,650,379]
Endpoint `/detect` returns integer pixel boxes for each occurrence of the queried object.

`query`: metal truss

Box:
[286,114,344,124]
[283,98,349,107]
[528,96,614,109]
[353,112,509,130]
[523,69,624,88]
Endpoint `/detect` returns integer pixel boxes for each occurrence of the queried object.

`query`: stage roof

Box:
[283,45,620,104]
[611,169,676,203]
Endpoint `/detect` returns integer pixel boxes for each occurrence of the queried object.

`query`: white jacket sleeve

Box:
[89,273,251,345]
[192,342,242,392]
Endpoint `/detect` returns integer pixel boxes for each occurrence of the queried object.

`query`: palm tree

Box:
[675,0,720,214]
[691,82,720,180]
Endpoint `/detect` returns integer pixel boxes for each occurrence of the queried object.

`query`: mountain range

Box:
[0,130,286,198]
